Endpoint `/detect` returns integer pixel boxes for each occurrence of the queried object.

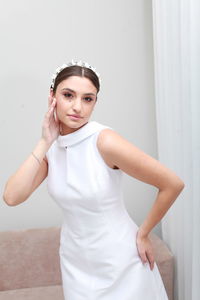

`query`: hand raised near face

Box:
[41,89,60,145]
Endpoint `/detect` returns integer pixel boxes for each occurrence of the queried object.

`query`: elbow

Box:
[3,191,27,207]
[170,178,185,196]
[3,182,16,206]
[159,178,185,196]
[3,194,14,206]
[176,179,185,192]
[3,191,19,206]
[3,181,24,206]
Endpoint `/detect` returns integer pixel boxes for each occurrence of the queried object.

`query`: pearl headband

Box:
[50,59,101,90]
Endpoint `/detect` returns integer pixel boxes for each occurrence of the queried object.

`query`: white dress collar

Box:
[56,121,109,147]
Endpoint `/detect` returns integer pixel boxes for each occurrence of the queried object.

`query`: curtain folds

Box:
[152,1,200,300]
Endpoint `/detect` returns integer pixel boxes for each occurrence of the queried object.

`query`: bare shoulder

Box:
[97,128,123,149]
[97,128,128,170]
[96,128,136,163]
[97,128,184,190]
[97,128,125,141]
[96,128,121,169]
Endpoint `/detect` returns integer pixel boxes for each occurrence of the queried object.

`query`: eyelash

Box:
[63,93,93,102]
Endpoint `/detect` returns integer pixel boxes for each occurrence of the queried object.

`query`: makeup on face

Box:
[61,88,96,102]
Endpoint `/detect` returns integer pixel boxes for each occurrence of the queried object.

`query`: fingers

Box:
[146,251,155,270]
[139,250,154,270]
[48,95,51,109]
[48,90,58,123]
[53,103,59,124]
[48,88,54,109]
[138,248,147,264]
[48,94,54,110]
[46,98,56,122]
[136,238,155,271]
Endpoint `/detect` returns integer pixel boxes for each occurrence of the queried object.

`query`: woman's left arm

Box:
[97,129,185,270]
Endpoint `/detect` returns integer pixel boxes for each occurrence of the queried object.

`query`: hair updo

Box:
[51,65,100,95]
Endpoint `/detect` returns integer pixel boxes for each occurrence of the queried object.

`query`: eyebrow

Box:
[61,88,96,97]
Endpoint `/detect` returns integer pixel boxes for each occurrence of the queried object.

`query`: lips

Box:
[68,114,82,119]
[69,114,81,118]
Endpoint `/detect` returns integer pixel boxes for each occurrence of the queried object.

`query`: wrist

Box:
[39,138,52,149]
[137,227,149,239]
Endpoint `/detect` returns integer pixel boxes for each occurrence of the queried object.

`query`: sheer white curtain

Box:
[152,1,200,300]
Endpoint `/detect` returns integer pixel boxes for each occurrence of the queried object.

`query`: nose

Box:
[72,97,82,112]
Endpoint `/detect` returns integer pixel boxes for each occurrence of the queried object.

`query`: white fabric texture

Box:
[46,120,168,300]
[152,1,200,299]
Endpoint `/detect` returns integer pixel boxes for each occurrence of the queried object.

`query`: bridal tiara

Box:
[50,59,101,89]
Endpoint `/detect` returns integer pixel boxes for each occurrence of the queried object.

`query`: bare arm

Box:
[97,128,185,270]
[3,90,60,206]
[3,139,51,206]
[97,128,185,236]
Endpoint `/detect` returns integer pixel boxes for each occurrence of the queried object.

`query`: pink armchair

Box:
[0,227,174,300]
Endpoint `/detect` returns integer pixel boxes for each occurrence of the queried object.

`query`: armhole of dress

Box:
[94,127,122,173]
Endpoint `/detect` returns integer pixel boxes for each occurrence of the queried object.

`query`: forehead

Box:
[58,76,97,94]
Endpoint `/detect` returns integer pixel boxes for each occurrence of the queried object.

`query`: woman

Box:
[3,59,185,299]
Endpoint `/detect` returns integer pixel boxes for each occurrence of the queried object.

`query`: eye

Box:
[63,93,93,102]
[64,93,73,98]
[84,97,93,102]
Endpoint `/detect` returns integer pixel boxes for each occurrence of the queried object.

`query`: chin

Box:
[66,119,87,127]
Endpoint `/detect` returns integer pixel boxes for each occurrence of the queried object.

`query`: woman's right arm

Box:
[3,139,51,206]
[3,89,60,206]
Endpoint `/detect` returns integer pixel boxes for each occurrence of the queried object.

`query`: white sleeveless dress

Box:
[46,120,169,300]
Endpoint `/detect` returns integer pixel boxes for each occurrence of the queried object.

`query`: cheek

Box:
[56,98,69,112]
[89,102,96,111]
[55,104,65,120]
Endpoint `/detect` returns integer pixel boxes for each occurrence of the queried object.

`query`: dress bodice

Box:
[45,120,169,300]
[46,120,123,215]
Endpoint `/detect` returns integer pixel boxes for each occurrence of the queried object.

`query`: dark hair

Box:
[52,65,100,95]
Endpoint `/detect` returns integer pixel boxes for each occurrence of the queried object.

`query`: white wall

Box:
[0,0,161,236]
